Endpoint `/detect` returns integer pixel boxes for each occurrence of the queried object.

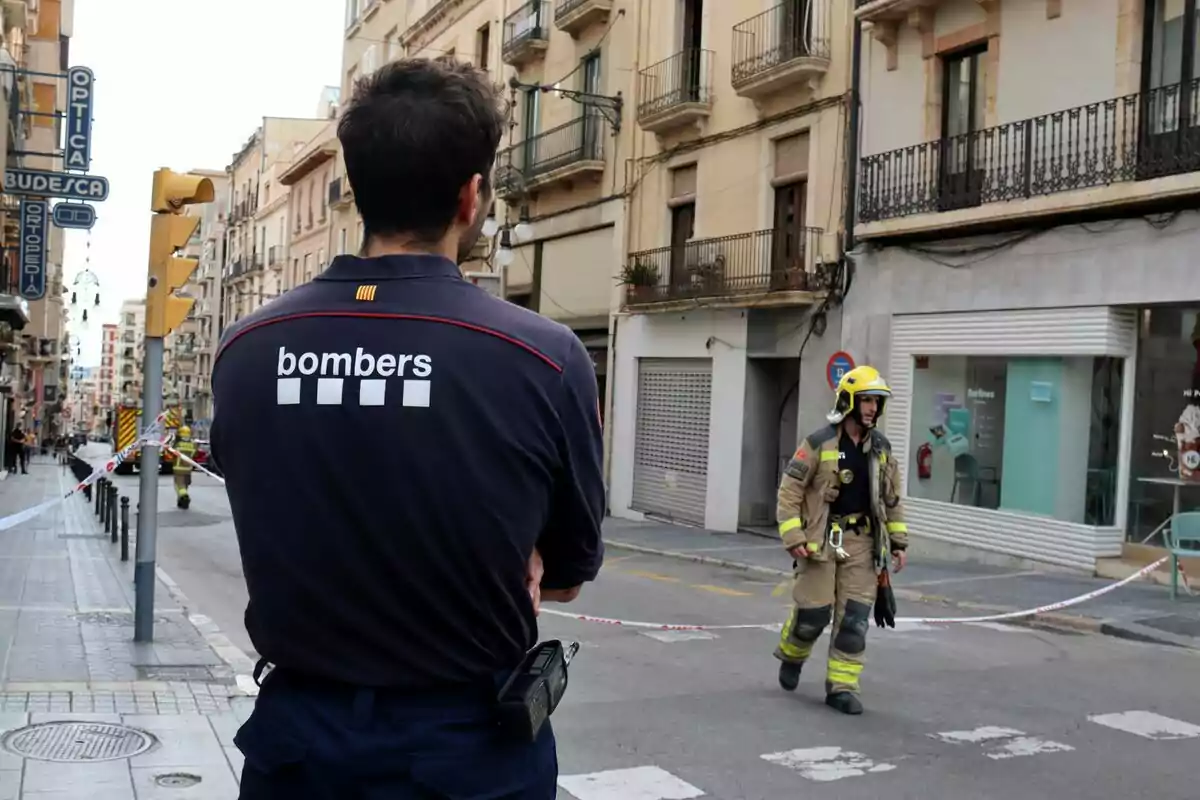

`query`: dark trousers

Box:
[235,668,558,799]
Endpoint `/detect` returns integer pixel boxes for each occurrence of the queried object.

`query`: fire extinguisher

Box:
[917,442,933,480]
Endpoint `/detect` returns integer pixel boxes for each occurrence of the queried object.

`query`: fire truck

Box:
[110,404,184,475]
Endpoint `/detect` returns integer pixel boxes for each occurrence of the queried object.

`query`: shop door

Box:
[631,358,712,526]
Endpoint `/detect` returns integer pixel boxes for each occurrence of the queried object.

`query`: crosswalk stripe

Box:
[640,630,719,643]
[761,746,897,782]
[566,710,1196,795]
[557,766,705,800]
[929,726,1074,760]
[1088,710,1200,740]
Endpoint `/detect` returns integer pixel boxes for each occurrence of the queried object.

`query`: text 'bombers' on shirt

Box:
[275,346,435,407]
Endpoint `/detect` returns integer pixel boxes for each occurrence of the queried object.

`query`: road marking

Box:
[640,630,719,643]
[900,569,1044,587]
[626,570,682,584]
[761,746,896,782]
[930,726,1074,760]
[691,584,753,597]
[962,622,1025,633]
[1088,711,1200,740]
[558,765,704,800]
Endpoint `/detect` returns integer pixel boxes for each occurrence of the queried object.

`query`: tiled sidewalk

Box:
[0,454,254,798]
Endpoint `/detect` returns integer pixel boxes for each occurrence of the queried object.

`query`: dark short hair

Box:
[338,58,506,246]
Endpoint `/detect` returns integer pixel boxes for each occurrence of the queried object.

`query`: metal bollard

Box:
[120,497,130,562]
[96,478,105,518]
[108,485,118,541]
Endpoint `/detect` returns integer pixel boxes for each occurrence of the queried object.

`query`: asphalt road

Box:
[95,460,1200,800]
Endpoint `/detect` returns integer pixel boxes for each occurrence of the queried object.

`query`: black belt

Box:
[830,513,871,533]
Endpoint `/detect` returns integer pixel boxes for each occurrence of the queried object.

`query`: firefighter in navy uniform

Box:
[210,58,604,799]
[773,365,909,715]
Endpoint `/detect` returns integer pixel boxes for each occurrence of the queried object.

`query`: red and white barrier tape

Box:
[0,413,172,533]
[159,445,225,484]
[539,555,1172,631]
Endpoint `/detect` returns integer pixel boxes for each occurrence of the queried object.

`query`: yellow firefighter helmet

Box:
[177,425,192,439]
[827,365,892,427]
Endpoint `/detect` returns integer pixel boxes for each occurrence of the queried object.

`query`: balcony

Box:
[554,0,611,37]
[732,1,831,102]
[329,176,353,208]
[854,0,943,21]
[496,115,605,199]
[637,49,714,134]
[502,1,550,68]
[623,227,826,308]
[174,336,197,360]
[858,80,1200,238]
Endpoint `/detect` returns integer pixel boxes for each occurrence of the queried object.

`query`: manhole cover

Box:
[156,510,224,528]
[136,666,216,681]
[155,773,201,788]
[2,722,155,762]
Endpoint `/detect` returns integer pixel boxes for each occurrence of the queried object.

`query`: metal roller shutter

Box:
[631,358,712,526]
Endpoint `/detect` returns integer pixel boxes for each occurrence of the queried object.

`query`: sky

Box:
[64,0,344,367]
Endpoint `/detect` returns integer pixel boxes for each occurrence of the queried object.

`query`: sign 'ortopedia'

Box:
[4,167,109,201]
[18,199,48,301]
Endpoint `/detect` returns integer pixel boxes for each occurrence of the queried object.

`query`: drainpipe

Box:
[843,16,863,255]
[602,0,643,499]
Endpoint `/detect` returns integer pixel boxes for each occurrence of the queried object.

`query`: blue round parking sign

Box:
[827,351,855,390]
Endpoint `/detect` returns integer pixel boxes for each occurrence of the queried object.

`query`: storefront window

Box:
[1127,307,1200,542]
[908,355,1123,525]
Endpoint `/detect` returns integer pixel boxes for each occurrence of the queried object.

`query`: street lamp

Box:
[506,75,623,134]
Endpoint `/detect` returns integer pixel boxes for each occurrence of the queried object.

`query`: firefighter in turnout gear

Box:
[773,365,909,715]
[173,426,196,510]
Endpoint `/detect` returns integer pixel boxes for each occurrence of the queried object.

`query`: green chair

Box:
[1168,512,1200,600]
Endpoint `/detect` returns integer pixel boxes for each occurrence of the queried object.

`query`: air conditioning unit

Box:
[463,271,501,298]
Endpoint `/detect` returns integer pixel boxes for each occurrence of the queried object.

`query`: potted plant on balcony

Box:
[618,260,660,304]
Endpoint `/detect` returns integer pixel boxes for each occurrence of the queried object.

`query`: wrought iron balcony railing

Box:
[859,79,1200,224]
[503,1,549,56]
[498,114,605,193]
[732,1,830,88]
[555,0,592,19]
[624,227,822,305]
[637,48,714,122]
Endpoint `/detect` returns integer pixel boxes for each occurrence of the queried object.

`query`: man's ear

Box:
[458,174,484,224]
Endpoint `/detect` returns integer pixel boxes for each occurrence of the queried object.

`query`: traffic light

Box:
[146,168,214,337]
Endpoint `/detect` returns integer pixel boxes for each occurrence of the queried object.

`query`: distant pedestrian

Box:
[210,57,605,799]
[8,426,27,474]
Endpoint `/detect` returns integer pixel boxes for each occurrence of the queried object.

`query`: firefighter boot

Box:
[176,492,190,510]
[825,689,864,715]
[778,662,802,692]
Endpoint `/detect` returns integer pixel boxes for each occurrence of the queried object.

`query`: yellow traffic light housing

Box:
[146,168,214,337]
[150,167,215,213]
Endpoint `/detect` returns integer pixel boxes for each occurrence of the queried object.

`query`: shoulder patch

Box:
[805,425,838,448]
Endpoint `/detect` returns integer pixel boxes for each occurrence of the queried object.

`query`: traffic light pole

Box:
[135,167,214,644]
[133,335,164,643]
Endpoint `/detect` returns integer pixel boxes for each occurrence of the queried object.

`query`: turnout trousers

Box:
[774,526,876,695]
[235,667,558,799]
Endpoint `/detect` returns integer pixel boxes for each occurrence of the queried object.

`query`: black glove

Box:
[874,569,897,628]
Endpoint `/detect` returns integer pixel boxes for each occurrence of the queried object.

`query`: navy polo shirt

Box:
[210,254,606,689]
